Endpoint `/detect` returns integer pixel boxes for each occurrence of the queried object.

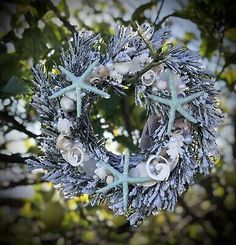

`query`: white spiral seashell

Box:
[56,134,73,152]
[141,69,156,86]
[60,96,75,112]
[89,77,101,84]
[146,155,170,181]
[66,146,84,167]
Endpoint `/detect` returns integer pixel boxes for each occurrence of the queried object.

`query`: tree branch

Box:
[46,0,77,33]
[154,13,178,30]
[0,111,38,139]
[1,178,44,189]
[120,97,132,137]
[154,0,165,24]
[0,153,29,164]
[126,60,165,84]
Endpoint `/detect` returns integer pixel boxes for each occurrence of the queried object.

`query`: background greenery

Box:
[0,0,235,244]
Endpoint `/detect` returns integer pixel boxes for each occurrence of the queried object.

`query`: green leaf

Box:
[1,76,32,97]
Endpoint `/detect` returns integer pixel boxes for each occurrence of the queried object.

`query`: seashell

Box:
[114,62,130,75]
[60,96,75,112]
[66,90,77,101]
[89,77,101,85]
[56,134,73,152]
[129,162,156,187]
[106,175,114,184]
[65,145,84,167]
[141,69,156,86]
[170,127,183,136]
[174,118,189,131]
[146,155,170,181]
[97,65,110,79]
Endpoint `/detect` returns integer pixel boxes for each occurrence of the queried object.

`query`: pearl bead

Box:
[184,134,192,144]
[106,175,114,184]
[60,96,75,112]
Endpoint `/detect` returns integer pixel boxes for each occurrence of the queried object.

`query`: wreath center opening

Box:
[91,89,146,154]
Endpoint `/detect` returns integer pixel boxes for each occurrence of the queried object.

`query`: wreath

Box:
[28,23,223,225]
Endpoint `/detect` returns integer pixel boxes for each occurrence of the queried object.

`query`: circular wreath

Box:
[28,23,223,225]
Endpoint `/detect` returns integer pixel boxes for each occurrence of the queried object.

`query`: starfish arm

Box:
[79,60,100,82]
[123,182,129,211]
[148,94,171,106]
[123,150,130,175]
[167,106,176,134]
[49,84,75,99]
[79,82,110,98]
[76,86,82,117]
[96,179,122,193]
[177,105,198,123]
[128,176,153,184]
[98,161,121,178]
[58,66,78,85]
[180,91,204,104]
[167,72,177,98]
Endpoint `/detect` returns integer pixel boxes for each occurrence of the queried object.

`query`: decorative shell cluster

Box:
[28,24,223,226]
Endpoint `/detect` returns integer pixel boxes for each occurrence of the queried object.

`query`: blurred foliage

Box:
[0,0,235,244]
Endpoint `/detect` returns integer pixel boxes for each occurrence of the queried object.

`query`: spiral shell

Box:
[56,134,73,152]
[170,127,183,136]
[65,145,84,167]
[89,77,101,84]
[146,155,170,181]
[141,69,156,86]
